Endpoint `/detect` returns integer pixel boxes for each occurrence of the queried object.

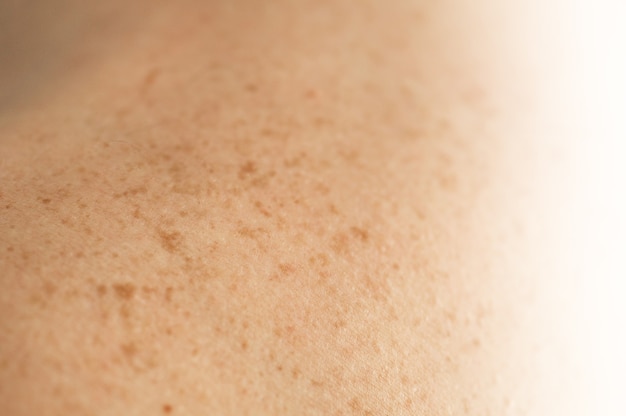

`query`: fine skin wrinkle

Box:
[0,0,585,415]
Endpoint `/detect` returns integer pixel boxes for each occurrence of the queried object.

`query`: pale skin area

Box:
[0,1,587,415]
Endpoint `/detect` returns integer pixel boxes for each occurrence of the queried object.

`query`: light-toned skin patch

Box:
[0,0,588,415]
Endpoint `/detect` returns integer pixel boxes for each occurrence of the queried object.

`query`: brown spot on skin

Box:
[253,200,272,218]
[291,367,301,379]
[158,230,183,254]
[114,185,148,199]
[43,281,56,296]
[349,226,369,242]
[237,226,267,239]
[438,172,458,191]
[331,232,349,255]
[278,263,296,275]
[39,197,51,204]
[241,340,248,351]
[311,379,324,388]
[238,161,257,179]
[250,170,276,188]
[162,404,173,413]
[164,286,173,303]
[348,397,373,415]
[121,343,137,359]
[140,68,161,93]
[245,83,258,93]
[96,285,107,297]
[113,283,136,300]
[120,304,131,320]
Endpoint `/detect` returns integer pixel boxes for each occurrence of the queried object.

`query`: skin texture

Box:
[0,1,586,415]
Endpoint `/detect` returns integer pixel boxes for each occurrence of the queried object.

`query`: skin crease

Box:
[0,1,587,415]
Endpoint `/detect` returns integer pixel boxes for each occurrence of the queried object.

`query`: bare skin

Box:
[0,1,586,415]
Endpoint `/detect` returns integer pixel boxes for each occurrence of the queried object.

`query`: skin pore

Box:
[0,1,586,415]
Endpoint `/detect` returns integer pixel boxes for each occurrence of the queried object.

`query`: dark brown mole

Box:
[113,283,136,300]
[162,404,173,413]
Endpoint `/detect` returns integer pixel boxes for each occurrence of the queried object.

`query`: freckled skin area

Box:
[0,1,584,415]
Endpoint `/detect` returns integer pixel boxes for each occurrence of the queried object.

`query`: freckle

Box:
[245,83,258,93]
[43,281,56,296]
[279,263,296,275]
[311,379,324,388]
[39,197,51,204]
[158,230,183,254]
[260,128,273,137]
[392,263,399,270]
[333,319,346,329]
[313,116,330,127]
[405,397,413,409]
[113,283,135,300]
[241,340,248,351]
[253,200,271,218]
[120,305,131,320]
[179,210,188,218]
[238,161,257,179]
[96,285,107,297]
[438,172,458,191]
[331,232,349,255]
[6,246,14,252]
[162,404,173,413]
[121,342,137,358]
[350,226,369,242]
[164,286,173,303]
[291,367,301,379]
[140,68,161,92]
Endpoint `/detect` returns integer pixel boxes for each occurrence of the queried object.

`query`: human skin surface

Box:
[0,1,586,415]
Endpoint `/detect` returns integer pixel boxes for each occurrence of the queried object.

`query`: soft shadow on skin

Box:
[0,0,158,115]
